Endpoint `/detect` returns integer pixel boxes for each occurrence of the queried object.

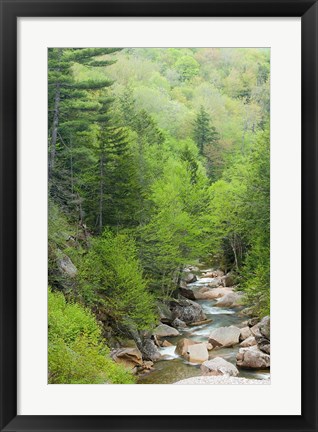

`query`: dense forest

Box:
[48,48,270,384]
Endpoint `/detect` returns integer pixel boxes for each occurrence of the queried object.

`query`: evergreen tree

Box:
[193,106,219,155]
[48,48,119,178]
[193,106,220,180]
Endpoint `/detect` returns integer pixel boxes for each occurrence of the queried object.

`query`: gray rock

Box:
[240,335,257,347]
[236,345,270,369]
[216,292,242,308]
[240,326,252,341]
[141,338,161,362]
[171,318,187,329]
[110,347,143,369]
[175,338,200,357]
[161,340,173,347]
[181,272,197,284]
[153,324,179,337]
[179,286,196,300]
[187,343,209,363]
[255,317,270,353]
[255,335,270,354]
[170,298,206,324]
[250,322,261,336]
[204,269,224,278]
[209,326,241,348]
[57,253,77,278]
[207,277,223,288]
[201,357,239,377]
[248,317,259,327]
[194,286,234,300]
[259,316,270,339]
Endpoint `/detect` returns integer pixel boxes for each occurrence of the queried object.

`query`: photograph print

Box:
[48,47,270,385]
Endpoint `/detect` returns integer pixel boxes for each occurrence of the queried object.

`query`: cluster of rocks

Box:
[179,267,242,308]
[111,265,270,381]
[110,295,210,374]
[168,315,270,375]
[207,316,270,370]
[236,316,270,369]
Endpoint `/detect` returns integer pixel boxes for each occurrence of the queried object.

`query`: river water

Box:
[138,273,270,384]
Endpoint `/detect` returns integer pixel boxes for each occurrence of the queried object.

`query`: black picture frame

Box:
[0,1,317,431]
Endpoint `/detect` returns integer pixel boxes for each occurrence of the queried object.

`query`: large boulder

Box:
[209,326,241,348]
[187,343,209,363]
[250,323,261,336]
[175,338,200,357]
[202,272,214,278]
[57,253,77,278]
[181,272,197,284]
[240,336,257,347]
[179,286,196,300]
[170,298,206,324]
[256,336,270,354]
[236,345,270,369]
[203,269,224,278]
[207,278,223,288]
[201,357,239,377]
[240,326,252,341]
[161,340,173,347]
[248,317,259,327]
[194,286,233,300]
[157,302,173,324]
[153,324,179,338]
[216,292,243,308]
[255,316,270,354]
[110,347,143,369]
[171,318,187,329]
[140,338,161,362]
[249,316,271,340]
[259,316,270,339]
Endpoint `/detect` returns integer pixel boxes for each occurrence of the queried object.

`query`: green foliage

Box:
[174,55,200,81]
[240,128,270,317]
[48,198,72,249]
[206,127,270,316]
[48,289,135,384]
[79,230,157,331]
[48,48,271,384]
[241,235,270,318]
[139,155,210,296]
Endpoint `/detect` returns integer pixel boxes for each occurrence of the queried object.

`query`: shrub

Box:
[48,289,135,384]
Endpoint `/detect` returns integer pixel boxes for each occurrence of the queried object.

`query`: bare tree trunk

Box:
[99,147,104,234]
[231,234,239,271]
[70,136,74,195]
[49,48,62,178]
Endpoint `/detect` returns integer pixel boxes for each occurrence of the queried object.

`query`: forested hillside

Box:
[48,48,270,384]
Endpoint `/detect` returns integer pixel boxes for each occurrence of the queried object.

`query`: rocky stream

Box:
[111,265,271,384]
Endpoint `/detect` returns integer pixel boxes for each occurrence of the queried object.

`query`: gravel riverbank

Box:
[174,376,270,385]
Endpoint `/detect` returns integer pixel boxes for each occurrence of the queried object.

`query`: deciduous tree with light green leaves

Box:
[78,229,157,332]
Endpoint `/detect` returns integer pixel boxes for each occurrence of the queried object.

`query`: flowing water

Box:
[138,270,270,384]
